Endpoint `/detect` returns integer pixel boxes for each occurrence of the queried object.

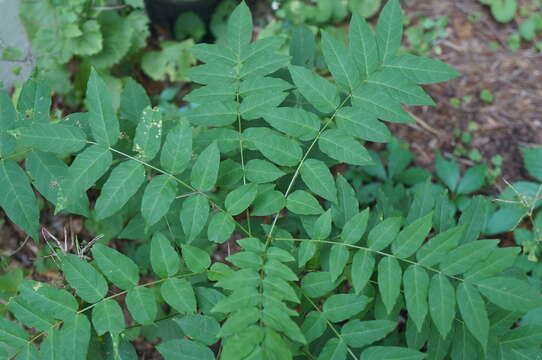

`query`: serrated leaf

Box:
[181,194,209,242]
[150,232,180,278]
[341,320,396,348]
[378,256,402,314]
[94,160,145,220]
[225,183,258,215]
[367,216,402,251]
[321,30,360,91]
[126,287,157,325]
[0,90,17,157]
[61,254,108,303]
[160,124,192,175]
[329,245,349,282]
[476,277,542,312]
[133,106,162,161]
[351,249,375,294]
[335,107,390,143]
[244,127,302,166]
[403,265,429,331]
[361,346,425,360]
[286,190,324,215]
[208,212,235,244]
[245,159,285,183]
[457,282,489,350]
[262,107,320,141]
[188,101,237,126]
[392,212,432,258]
[0,160,39,240]
[182,244,211,272]
[191,141,220,192]
[161,278,197,314]
[375,0,403,63]
[319,130,373,166]
[10,124,87,154]
[91,243,139,290]
[91,299,124,335]
[86,68,119,146]
[352,85,413,123]
[428,274,455,339]
[323,294,369,323]
[141,175,177,227]
[120,78,151,125]
[439,240,498,275]
[349,13,379,79]
[384,54,460,84]
[416,225,463,267]
[157,339,214,360]
[60,314,90,360]
[288,65,340,114]
[300,159,337,203]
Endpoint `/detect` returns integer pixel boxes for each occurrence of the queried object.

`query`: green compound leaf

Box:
[300,159,337,203]
[378,256,402,314]
[191,141,220,192]
[126,286,157,325]
[160,124,192,175]
[208,212,235,244]
[61,254,108,303]
[456,282,489,350]
[245,159,286,184]
[0,160,39,240]
[262,107,320,141]
[161,278,197,314]
[10,124,87,154]
[323,294,369,323]
[225,183,258,215]
[91,243,140,290]
[133,106,162,161]
[403,265,429,332]
[86,68,120,147]
[91,299,125,335]
[341,320,397,348]
[94,160,146,220]
[286,190,324,215]
[180,194,209,243]
[244,127,302,167]
[319,129,373,166]
[150,232,180,278]
[429,273,455,339]
[288,65,340,114]
[321,30,360,91]
[141,175,177,227]
[182,244,211,272]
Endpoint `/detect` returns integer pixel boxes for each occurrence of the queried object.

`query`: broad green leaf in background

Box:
[10,124,87,154]
[160,124,192,175]
[378,256,402,314]
[245,159,285,183]
[288,65,340,114]
[456,164,486,195]
[457,282,488,350]
[0,90,17,157]
[367,216,402,251]
[120,78,151,125]
[300,159,337,203]
[321,30,360,91]
[191,141,220,192]
[286,190,324,215]
[403,265,429,331]
[182,244,211,272]
[323,294,369,323]
[180,194,209,243]
[150,232,180,278]
[435,155,460,192]
[428,274,455,339]
[133,106,162,161]
[351,249,375,294]
[262,107,320,141]
[375,0,403,63]
[86,68,120,146]
[225,183,258,215]
[0,160,39,240]
[341,320,397,348]
[157,339,214,360]
[94,160,145,220]
[319,130,373,166]
[161,278,197,314]
[244,127,302,166]
[91,299,125,335]
[91,243,139,290]
[208,212,235,244]
[141,175,177,227]
[61,254,108,303]
[349,13,379,80]
[392,212,432,258]
[126,287,157,325]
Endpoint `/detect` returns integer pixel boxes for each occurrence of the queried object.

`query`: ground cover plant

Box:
[1,0,542,359]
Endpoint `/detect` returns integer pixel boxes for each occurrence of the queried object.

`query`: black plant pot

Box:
[145,0,221,32]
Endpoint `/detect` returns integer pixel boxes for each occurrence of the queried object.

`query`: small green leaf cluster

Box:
[1,1,541,359]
